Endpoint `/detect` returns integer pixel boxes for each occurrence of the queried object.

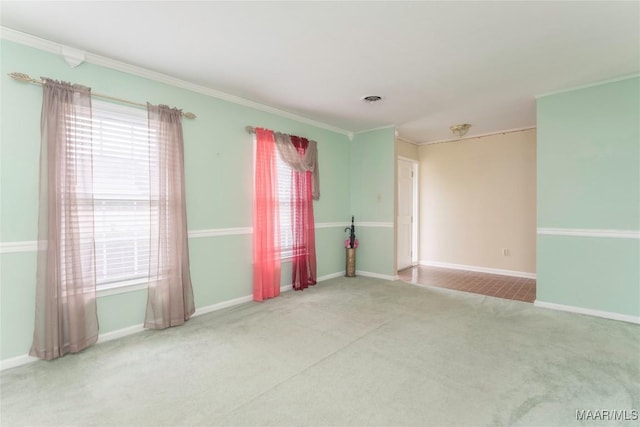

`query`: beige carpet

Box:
[1,276,638,426]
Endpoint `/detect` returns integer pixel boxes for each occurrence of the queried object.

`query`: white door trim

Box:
[396,157,419,270]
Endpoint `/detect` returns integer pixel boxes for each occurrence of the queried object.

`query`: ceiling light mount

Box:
[450,123,471,138]
[362,95,383,103]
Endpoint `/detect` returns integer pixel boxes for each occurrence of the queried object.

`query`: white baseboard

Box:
[420,260,536,280]
[193,294,254,317]
[534,300,640,324]
[356,270,399,281]
[0,354,39,371]
[1,323,148,370]
[0,271,346,371]
[98,324,145,343]
[317,271,345,281]
[186,272,347,317]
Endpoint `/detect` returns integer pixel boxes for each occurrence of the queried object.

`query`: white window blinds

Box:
[276,151,293,258]
[90,101,155,289]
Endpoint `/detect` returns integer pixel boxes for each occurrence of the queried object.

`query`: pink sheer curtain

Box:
[30,79,99,360]
[253,128,281,301]
[290,136,317,290]
[144,104,195,329]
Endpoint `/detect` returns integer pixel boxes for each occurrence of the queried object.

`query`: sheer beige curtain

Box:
[30,79,99,360]
[273,132,320,200]
[144,104,195,329]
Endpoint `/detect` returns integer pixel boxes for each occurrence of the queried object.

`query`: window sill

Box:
[279,253,307,262]
[97,279,148,298]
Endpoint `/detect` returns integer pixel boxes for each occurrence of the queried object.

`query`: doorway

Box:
[397,157,418,271]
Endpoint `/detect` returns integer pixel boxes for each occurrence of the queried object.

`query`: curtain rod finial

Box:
[9,72,35,83]
[246,126,256,134]
[183,112,197,120]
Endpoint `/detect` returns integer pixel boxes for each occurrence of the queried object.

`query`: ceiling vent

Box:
[362,95,383,103]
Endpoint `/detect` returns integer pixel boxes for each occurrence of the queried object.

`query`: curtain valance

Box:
[272,132,320,200]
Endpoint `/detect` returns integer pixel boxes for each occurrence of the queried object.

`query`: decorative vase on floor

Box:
[344,216,358,277]
[346,248,356,277]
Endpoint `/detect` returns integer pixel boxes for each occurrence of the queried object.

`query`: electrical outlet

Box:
[502,248,510,256]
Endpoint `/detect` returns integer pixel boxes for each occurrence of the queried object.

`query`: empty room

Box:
[1,2,638,426]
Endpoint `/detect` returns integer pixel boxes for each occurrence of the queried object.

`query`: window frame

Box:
[89,100,155,295]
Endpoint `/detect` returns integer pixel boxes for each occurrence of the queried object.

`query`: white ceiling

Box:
[2,1,639,144]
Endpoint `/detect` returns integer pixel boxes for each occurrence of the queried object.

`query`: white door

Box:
[397,158,414,270]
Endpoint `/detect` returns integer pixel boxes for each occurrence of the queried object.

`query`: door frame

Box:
[397,155,419,269]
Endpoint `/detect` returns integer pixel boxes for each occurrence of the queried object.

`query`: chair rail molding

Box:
[537,228,640,239]
[356,222,394,228]
[0,222,354,254]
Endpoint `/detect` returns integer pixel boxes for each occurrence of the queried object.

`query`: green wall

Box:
[0,40,358,360]
[537,77,640,317]
[350,128,396,276]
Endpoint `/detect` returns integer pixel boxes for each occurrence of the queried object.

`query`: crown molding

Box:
[536,73,640,99]
[0,26,60,54]
[396,136,420,146]
[419,126,536,146]
[353,124,397,135]
[1,27,352,137]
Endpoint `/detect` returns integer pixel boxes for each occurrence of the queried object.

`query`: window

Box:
[90,101,156,290]
[253,138,296,259]
[276,151,294,258]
